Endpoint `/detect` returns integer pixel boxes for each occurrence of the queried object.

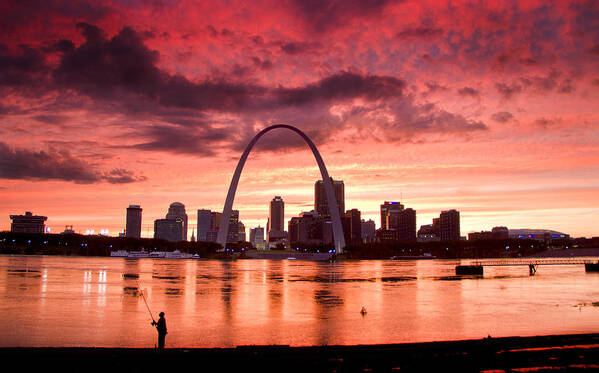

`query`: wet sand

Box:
[3,333,599,372]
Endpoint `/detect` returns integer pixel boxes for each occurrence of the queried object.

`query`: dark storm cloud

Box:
[128,125,229,155]
[457,87,479,97]
[520,70,561,92]
[491,111,514,123]
[0,0,112,35]
[495,82,523,99]
[54,24,406,113]
[422,81,449,96]
[1,22,488,157]
[33,114,70,125]
[251,57,273,70]
[397,27,443,39]
[273,72,405,106]
[0,44,48,87]
[518,58,538,66]
[0,142,145,184]
[291,0,395,32]
[102,168,147,184]
[280,41,321,55]
[535,117,561,128]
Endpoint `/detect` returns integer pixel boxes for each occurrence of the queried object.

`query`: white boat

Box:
[110,250,129,257]
[127,250,150,258]
[110,249,199,259]
[148,251,166,258]
[165,250,195,259]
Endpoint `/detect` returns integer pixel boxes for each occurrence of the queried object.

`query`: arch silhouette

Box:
[216,124,346,253]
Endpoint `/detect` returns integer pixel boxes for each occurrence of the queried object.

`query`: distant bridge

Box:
[456,258,599,276]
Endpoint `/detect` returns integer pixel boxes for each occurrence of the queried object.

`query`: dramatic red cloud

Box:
[1,0,598,238]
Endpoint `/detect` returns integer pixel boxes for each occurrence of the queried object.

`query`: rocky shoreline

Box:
[3,333,599,372]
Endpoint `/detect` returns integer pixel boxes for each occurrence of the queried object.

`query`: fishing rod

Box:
[137,280,155,324]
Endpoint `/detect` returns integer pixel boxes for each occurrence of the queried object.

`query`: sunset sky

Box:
[1,0,598,239]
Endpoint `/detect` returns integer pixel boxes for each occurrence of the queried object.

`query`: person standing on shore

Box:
[151,312,167,348]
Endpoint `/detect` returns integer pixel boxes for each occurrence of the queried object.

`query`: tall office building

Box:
[397,208,416,241]
[238,221,246,242]
[10,211,47,234]
[166,202,188,241]
[269,196,285,235]
[154,218,183,242]
[210,211,222,230]
[197,209,211,241]
[268,196,287,247]
[440,209,460,241]
[342,209,362,245]
[125,205,142,238]
[380,201,404,231]
[227,210,240,243]
[314,178,345,218]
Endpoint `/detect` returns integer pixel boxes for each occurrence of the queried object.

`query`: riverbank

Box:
[3,333,599,372]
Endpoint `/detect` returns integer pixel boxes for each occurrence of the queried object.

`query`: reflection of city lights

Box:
[99,229,109,236]
[86,229,95,235]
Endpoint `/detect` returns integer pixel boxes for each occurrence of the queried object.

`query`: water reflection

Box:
[2,256,599,348]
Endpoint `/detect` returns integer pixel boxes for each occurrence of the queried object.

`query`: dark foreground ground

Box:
[3,333,599,372]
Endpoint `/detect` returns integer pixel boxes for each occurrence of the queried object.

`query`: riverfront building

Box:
[440,209,460,241]
[343,209,362,245]
[197,209,211,242]
[468,226,509,241]
[10,211,47,234]
[378,202,417,241]
[250,226,266,249]
[166,202,188,241]
[361,219,376,243]
[154,218,183,242]
[268,196,287,247]
[315,178,345,218]
[125,205,142,238]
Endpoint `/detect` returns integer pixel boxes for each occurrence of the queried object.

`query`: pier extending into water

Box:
[456,258,599,276]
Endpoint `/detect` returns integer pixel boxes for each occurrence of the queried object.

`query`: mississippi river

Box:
[1,255,599,347]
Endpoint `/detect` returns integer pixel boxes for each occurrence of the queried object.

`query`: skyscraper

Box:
[238,221,246,242]
[397,208,416,241]
[125,205,142,238]
[227,210,240,243]
[380,201,404,230]
[210,211,222,230]
[440,209,460,241]
[268,196,287,247]
[269,196,285,235]
[166,202,188,241]
[197,209,211,241]
[342,209,362,245]
[314,178,345,218]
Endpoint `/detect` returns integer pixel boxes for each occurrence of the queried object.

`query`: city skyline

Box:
[1,1,599,238]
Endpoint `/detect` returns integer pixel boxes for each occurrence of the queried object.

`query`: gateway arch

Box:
[216,124,346,253]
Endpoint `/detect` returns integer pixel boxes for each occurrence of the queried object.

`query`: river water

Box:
[1,255,599,348]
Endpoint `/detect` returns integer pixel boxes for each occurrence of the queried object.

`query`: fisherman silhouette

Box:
[151,312,167,348]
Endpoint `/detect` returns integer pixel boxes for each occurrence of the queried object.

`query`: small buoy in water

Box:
[360,306,367,315]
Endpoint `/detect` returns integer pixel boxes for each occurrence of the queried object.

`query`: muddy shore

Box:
[3,333,599,372]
